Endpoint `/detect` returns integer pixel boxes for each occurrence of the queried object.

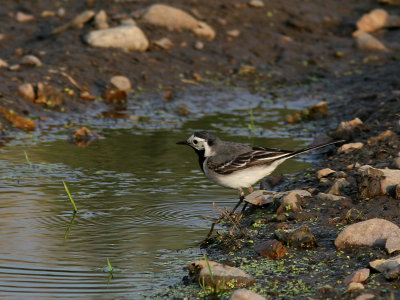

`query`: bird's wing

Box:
[209,147,293,175]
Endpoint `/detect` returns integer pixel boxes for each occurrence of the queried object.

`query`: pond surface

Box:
[0,89,319,298]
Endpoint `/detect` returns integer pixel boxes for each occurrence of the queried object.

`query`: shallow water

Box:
[0,90,319,298]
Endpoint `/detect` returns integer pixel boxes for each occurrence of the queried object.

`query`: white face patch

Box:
[203,142,215,157]
[187,135,207,151]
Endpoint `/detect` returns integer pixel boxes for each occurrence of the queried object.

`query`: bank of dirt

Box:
[2,0,400,299]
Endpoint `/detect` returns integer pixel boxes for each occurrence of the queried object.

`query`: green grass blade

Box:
[107,258,113,273]
[24,151,31,164]
[63,180,78,212]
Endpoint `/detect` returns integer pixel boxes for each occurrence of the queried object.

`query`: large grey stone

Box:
[335,218,400,253]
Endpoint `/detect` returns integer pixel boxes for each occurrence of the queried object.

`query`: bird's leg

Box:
[231,188,245,213]
[239,186,253,213]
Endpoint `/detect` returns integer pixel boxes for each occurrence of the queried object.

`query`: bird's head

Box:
[177,131,219,157]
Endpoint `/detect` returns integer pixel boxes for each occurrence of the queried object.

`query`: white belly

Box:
[203,159,287,189]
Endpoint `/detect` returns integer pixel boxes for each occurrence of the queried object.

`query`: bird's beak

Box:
[176,140,189,145]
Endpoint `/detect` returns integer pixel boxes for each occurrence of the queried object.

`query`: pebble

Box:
[344,268,370,285]
[18,83,36,102]
[194,41,204,50]
[355,293,375,300]
[109,75,131,93]
[276,189,310,214]
[154,37,174,50]
[354,31,389,52]
[338,142,364,153]
[8,64,21,71]
[188,260,254,289]
[368,130,396,144]
[21,55,43,67]
[84,25,149,51]
[317,168,335,179]
[248,0,265,8]
[230,288,266,300]
[41,10,56,18]
[0,58,9,68]
[357,9,389,32]
[369,254,400,279]
[120,18,136,26]
[227,29,240,37]
[332,117,363,140]
[275,225,317,248]
[326,178,350,195]
[358,165,400,197]
[316,192,347,202]
[254,239,288,259]
[347,282,364,292]
[141,4,215,41]
[16,11,35,23]
[94,10,109,29]
[335,218,400,254]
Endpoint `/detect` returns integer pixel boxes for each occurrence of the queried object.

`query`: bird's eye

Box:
[193,139,198,144]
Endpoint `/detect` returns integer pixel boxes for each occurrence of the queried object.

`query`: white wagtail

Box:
[177,131,342,213]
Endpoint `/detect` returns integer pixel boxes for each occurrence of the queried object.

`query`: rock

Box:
[188,260,254,289]
[335,218,400,254]
[230,288,266,300]
[52,10,95,34]
[94,10,109,29]
[338,142,364,154]
[85,25,149,51]
[0,58,9,68]
[254,239,288,259]
[347,282,364,292]
[244,190,276,206]
[16,11,35,23]
[368,130,396,145]
[20,55,43,67]
[248,0,265,8]
[36,82,63,108]
[275,225,317,248]
[276,189,311,214]
[354,31,389,52]
[153,37,174,50]
[356,9,389,32]
[18,83,36,102]
[227,29,240,37]
[316,192,348,202]
[392,157,400,169]
[396,184,400,200]
[72,127,100,147]
[358,165,400,198]
[141,4,216,41]
[109,76,131,93]
[369,254,400,279]
[355,294,375,300]
[286,101,328,123]
[194,41,204,50]
[344,268,370,285]
[0,106,36,131]
[41,10,56,18]
[332,117,363,140]
[8,64,21,71]
[326,178,350,195]
[317,168,336,179]
[121,18,137,26]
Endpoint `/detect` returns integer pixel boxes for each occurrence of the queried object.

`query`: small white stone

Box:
[21,55,43,67]
[110,76,131,93]
[249,0,265,8]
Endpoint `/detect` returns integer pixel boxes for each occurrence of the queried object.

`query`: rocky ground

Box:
[2,0,400,299]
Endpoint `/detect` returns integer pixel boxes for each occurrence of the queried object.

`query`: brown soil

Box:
[2,0,400,298]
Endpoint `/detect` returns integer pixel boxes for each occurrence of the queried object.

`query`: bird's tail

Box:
[285,139,345,159]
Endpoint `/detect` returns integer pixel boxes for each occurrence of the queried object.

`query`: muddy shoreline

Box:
[1,0,400,299]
